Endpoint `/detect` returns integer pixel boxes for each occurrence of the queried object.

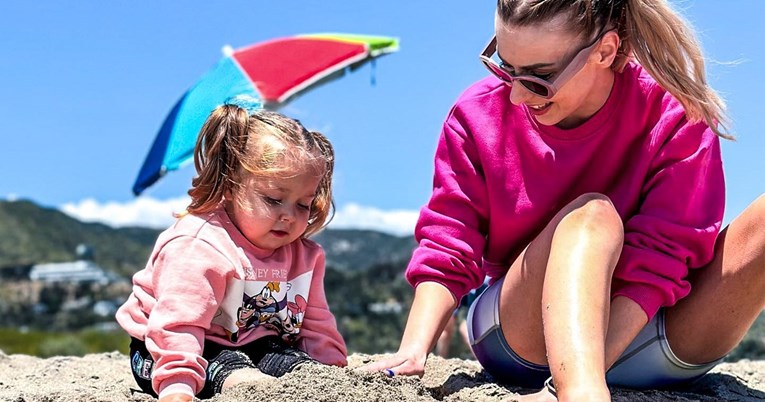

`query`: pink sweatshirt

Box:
[406,62,725,321]
[116,206,347,398]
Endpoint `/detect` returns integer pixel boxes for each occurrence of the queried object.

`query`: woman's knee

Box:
[560,193,624,241]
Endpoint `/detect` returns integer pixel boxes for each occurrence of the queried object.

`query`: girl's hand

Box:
[357,347,428,378]
[158,393,193,402]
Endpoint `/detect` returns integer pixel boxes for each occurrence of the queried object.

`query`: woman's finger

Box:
[356,354,406,373]
[380,356,425,378]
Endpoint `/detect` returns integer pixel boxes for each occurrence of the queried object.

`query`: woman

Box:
[362,1,765,401]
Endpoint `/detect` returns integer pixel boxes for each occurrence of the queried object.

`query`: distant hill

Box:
[0,200,161,278]
[0,199,416,278]
[311,229,416,271]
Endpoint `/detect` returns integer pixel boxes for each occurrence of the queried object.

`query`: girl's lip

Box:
[270,230,289,237]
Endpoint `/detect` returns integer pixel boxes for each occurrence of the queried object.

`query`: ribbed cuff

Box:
[157,380,196,400]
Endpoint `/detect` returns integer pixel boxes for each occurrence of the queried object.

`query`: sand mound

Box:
[0,350,763,401]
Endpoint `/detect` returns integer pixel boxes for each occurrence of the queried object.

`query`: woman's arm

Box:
[363,104,490,376]
[360,281,457,376]
[604,296,649,368]
[613,116,724,322]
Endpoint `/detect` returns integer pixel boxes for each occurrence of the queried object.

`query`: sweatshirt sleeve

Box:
[612,118,725,321]
[296,247,348,366]
[405,111,490,302]
[145,237,235,398]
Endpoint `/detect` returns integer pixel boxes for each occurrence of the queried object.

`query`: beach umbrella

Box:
[132,33,399,196]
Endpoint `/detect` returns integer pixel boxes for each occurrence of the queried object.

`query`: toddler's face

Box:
[226,169,320,251]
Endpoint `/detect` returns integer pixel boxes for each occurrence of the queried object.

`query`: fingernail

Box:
[384,368,394,377]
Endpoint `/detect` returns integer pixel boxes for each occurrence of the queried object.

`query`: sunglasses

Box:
[479,30,609,99]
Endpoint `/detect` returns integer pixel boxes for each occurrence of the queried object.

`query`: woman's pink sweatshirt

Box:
[116,206,347,398]
[406,62,725,321]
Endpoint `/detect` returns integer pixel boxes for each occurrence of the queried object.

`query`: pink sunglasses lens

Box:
[519,80,551,98]
[483,61,513,83]
[482,58,553,98]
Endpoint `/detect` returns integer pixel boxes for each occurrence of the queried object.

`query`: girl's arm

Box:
[146,237,232,399]
[158,394,194,402]
[295,248,347,366]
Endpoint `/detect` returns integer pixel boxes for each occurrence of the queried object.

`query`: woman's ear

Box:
[594,30,620,67]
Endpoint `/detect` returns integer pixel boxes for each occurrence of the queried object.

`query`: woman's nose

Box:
[508,82,533,105]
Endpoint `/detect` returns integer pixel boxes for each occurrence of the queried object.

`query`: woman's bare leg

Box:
[666,194,765,363]
[500,193,624,401]
[436,314,456,357]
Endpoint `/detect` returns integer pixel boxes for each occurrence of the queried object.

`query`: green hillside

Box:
[0,199,416,278]
[0,200,160,277]
[312,228,416,271]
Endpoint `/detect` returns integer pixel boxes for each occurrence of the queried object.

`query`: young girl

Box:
[116,95,347,402]
[363,1,765,401]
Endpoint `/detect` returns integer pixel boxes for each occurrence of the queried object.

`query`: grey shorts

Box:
[466,276,723,390]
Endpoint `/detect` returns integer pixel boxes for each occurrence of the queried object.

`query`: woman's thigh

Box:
[468,298,719,389]
[665,194,765,363]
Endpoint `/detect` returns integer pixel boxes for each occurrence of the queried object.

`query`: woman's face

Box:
[494,14,615,128]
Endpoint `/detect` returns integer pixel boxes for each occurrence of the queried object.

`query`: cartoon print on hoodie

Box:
[211,269,314,344]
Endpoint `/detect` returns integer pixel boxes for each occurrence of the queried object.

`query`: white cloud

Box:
[60,197,191,229]
[328,203,418,236]
[59,198,418,236]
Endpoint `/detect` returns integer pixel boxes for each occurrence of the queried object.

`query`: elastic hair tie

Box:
[224,94,264,115]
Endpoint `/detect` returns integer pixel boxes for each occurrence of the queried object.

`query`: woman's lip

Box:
[527,102,552,116]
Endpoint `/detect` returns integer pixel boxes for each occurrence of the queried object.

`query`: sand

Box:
[0,350,763,401]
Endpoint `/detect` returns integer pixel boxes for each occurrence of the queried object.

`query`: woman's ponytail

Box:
[620,0,731,139]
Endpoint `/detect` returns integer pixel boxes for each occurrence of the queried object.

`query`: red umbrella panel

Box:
[133,33,399,195]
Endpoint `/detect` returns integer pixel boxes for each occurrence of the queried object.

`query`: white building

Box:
[368,299,404,314]
[28,260,112,285]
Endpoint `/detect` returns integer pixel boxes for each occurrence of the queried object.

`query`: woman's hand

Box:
[357,347,429,378]
[358,282,459,378]
[158,393,193,402]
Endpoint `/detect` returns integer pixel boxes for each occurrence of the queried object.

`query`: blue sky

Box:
[1,1,763,235]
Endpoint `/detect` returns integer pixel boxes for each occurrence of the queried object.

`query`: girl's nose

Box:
[279,206,297,222]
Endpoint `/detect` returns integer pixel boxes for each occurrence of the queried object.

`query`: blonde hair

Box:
[496,0,732,139]
[185,103,335,237]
